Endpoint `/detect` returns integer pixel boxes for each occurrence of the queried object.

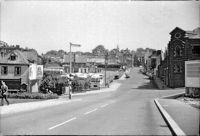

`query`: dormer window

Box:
[10,54,16,61]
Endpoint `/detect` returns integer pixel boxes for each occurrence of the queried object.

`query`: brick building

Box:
[158,27,200,88]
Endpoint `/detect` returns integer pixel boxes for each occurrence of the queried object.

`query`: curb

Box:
[154,99,186,136]
[72,83,121,96]
[161,92,185,99]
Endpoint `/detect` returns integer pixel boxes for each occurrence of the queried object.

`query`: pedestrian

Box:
[68,80,72,100]
[1,81,9,106]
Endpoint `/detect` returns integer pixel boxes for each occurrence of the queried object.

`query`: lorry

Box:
[185,60,200,97]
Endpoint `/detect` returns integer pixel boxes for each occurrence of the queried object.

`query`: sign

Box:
[29,64,44,80]
[29,64,37,80]
[37,65,43,79]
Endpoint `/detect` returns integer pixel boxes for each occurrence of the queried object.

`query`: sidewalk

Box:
[0,82,121,116]
[155,94,199,136]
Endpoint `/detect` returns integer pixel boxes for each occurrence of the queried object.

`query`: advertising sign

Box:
[37,65,43,79]
[29,64,37,80]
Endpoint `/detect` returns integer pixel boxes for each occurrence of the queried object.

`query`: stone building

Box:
[158,27,200,88]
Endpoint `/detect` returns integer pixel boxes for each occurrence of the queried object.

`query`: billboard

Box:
[29,64,44,80]
[37,65,43,79]
[29,64,37,80]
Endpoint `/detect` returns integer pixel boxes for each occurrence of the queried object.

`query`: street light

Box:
[69,42,81,74]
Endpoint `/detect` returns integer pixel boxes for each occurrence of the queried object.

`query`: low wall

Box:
[153,76,167,90]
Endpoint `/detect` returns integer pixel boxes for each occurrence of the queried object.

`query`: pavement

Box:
[154,91,200,136]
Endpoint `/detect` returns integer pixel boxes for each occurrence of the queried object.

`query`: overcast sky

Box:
[0,1,199,54]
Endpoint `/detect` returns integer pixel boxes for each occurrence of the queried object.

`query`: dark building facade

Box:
[158,27,200,88]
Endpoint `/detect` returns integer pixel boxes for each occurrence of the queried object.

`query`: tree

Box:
[92,45,108,56]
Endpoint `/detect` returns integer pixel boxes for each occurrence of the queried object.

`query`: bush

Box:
[71,77,91,92]
[7,92,58,99]
[39,73,68,95]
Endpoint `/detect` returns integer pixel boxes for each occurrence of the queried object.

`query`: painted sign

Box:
[29,64,44,80]
[37,65,43,79]
[29,64,37,80]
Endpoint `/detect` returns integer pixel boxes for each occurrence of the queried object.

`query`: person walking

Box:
[68,80,72,100]
[1,81,9,106]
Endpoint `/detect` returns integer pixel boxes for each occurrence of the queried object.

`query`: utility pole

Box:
[105,52,108,87]
[68,42,81,100]
[69,42,81,74]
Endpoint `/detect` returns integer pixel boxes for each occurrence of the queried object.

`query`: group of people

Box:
[0,81,9,106]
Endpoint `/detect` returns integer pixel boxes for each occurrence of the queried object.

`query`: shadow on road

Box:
[132,78,158,90]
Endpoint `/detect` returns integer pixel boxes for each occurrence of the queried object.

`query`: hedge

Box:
[7,92,59,99]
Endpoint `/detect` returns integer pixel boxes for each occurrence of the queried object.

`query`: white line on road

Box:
[48,117,76,130]
[100,104,109,108]
[84,108,98,115]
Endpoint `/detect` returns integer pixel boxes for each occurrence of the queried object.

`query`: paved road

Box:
[1,68,184,135]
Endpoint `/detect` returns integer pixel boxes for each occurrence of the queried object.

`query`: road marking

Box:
[48,117,76,130]
[84,108,97,115]
[100,104,109,108]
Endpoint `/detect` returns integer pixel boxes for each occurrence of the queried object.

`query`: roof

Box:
[170,27,200,39]
[0,50,29,65]
[185,27,200,39]
[149,50,161,58]
[170,27,185,35]
[63,54,88,63]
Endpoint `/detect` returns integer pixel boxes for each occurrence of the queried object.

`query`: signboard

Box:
[29,64,37,80]
[37,65,43,79]
[29,64,44,80]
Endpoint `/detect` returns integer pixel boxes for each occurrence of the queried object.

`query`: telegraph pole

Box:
[105,52,108,87]
[69,42,81,74]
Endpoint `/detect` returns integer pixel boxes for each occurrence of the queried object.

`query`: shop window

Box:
[14,66,21,76]
[1,66,8,75]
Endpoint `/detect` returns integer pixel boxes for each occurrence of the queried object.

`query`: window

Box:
[14,66,21,76]
[175,33,181,38]
[192,45,200,55]
[174,64,182,73]
[174,46,182,57]
[1,66,8,75]
[10,54,16,61]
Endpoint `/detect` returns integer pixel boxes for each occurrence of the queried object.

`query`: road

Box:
[1,67,183,135]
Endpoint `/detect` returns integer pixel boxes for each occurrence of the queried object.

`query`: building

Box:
[63,54,90,73]
[0,50,29,91]
[158,27,200,88]
[149,50,162,76]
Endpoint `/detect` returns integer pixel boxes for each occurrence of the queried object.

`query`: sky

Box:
[0,0,199,55]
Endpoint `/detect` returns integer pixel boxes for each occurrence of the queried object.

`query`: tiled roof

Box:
[0,50,29,65]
